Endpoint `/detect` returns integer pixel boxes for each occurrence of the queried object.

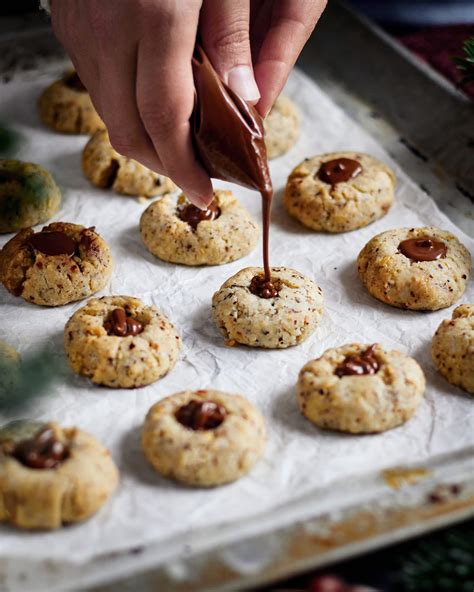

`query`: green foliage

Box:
[0,124,22,157]
[454,37,474,85]
[399,527,474,591]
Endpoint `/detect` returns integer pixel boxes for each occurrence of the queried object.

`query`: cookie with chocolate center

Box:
[65,295,181,388]
[0,222,112,306]
[140,189,259,266]
[212,266,324,349]
[357,226,471,310]
[0,420,118,529]
[142,390,265,486]
[297,343,425,433]
[284,152,395,232]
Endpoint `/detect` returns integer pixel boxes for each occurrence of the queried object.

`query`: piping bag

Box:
[191,45,274,286]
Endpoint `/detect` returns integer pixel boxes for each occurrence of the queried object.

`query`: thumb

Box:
[200,0,260,104]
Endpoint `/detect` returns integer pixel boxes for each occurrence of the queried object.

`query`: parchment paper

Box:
[0,67,473,566]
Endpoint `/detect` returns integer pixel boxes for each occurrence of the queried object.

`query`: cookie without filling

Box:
[284,152,395,232]
[357,227,471,311]
[297,343,426,433]
[38,70,104,134]
[142,390,266,486]
[0,160,61,234]
[82,129,175,197]
[0,222,112,306]
[264,95,300,159]
[0,420,118,529]
[140,190,259,265]
[65,295,181,388]
[212,266,324,348]
[432,304,474,394]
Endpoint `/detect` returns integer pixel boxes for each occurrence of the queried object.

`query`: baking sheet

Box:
[0,66,473,567]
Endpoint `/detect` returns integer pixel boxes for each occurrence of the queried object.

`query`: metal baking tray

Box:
[0,2,473,591]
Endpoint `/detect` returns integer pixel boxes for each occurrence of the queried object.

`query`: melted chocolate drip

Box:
[27,231,77,257]
[249,274,280,299]
[335,345,380,377]
[104,308,144,337]
[177,200,220,230]
[318,158,362,187]
[191,46,273,282]
[9,427,69,470]
[64,71,86,92]
[398,236,447,262]
[175,399,226,431]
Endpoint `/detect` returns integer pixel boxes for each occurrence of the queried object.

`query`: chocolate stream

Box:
[191,46,273,284]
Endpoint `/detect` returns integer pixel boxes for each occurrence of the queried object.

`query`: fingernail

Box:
[185,191,209,210]
[226,66,260,103]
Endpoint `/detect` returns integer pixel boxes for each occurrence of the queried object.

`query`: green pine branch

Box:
[453,36,474,85]
[398,526,474,591]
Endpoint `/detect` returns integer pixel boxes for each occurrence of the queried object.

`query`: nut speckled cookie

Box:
[142,390,265,486]
[65,296,181,388]
[297,343,425,434]
[212,266,324,349]
[82,129,175,197]
[0,420,118,529]
[140,190,259,266]
[0,341,20,395]
[38,71,104,135]
[264,95,300,159]
[0,222,112,307]
[432,304,474,394]
[0,160,61,234]
[357,227,471,311]
[284,152,395,232]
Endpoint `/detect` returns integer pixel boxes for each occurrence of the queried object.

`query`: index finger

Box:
[136,4,213,208]
[252,0,326,116]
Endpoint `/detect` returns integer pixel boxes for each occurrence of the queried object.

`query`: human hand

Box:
[51,1,326,206]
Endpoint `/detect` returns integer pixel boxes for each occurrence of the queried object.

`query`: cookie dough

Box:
[212,266,324,348]
[0,222,112,307]
[38,70,104,134]
[0,160,61,234]
[432,304,474,394]
[0,420,118,529]
[357,227,471,311]
[284,152,395,232]
[65,295,181,388]
[82,129,175,197]
[297,343,426,433]
[0,341,20,395]
[140,190,259,265]
[142,390,265,486]
[264,95,300,159]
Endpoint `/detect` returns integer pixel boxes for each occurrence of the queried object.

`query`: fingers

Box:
[200,0,260,103]
[252,0,327,116]
[136,3,213,208]
[96,45,163,173]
